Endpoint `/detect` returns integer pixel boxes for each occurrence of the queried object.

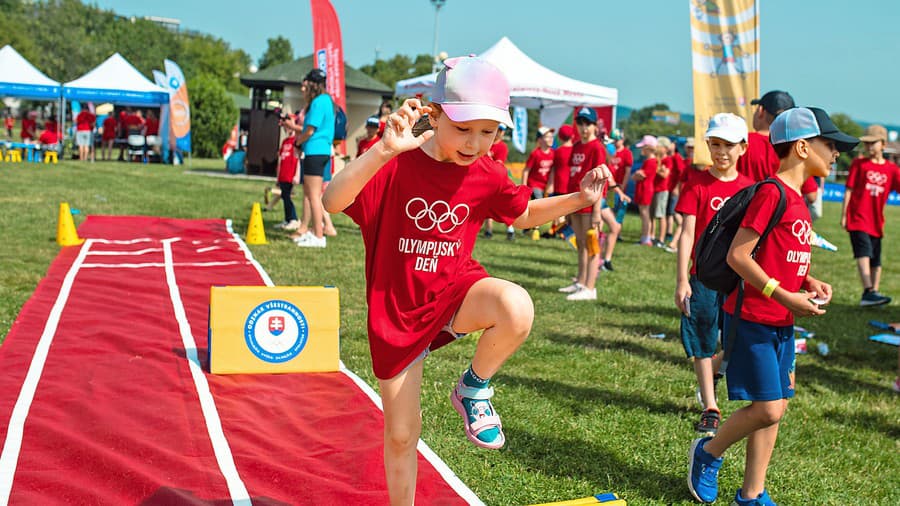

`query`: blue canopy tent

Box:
[63,53,168,106]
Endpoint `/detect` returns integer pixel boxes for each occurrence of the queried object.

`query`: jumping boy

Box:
[322,56,610,506]
[675,113,753,436]
[688,107,857,505]
[841,124,900,306]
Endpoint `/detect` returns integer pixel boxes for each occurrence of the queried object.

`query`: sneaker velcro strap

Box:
[469,415,502,435]
[455,384,494,400]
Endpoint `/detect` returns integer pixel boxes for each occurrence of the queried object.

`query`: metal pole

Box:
[430,0,446,71]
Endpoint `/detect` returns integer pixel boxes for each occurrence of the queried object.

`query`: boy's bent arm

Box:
[727,227,824,317]
[322,141,396,213]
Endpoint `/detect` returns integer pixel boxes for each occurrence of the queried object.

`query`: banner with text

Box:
[311,0,346,155]
[689,0,759,165]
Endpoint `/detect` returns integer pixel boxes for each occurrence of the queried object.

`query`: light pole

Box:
[430,0,446,71]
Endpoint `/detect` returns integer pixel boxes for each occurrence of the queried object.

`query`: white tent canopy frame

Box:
[0,45,61,100]
[395,37,618,129]
[63,53,169,106]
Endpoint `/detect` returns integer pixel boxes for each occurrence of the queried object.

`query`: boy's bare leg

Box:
[639,205,651,241]
[741,421,781,500]
[378,360,424,506]
[872,265,882,292]
[695,357,719,411]
[601,208,620,262]
[855,257,873,290]
[571,215,591,287]
[704,399,787,459]
[453,277,534,379]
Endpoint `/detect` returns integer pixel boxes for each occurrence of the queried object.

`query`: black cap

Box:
[303,68,327,84]
[808,107,859,152]
[751,90,795,116]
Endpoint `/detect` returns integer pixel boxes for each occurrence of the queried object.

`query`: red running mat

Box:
[0,216,478,505]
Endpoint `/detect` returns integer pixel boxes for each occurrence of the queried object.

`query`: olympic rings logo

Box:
[710,196,730,211]
[405,198,470,233]
[866,171,887,185]
[791,219,812,245]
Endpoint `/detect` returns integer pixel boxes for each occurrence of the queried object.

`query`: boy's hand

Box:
[780,291,826,318]
[675,281,691,315]
[380,99,434,156]
[578,164,611,204]
[805,278,833,304]
[632,169,646,182]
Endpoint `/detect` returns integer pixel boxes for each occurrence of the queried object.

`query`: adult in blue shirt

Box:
[282,68,335,247]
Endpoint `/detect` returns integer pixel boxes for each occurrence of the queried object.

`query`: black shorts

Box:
[849,230,882,267]
[301,155,329,178]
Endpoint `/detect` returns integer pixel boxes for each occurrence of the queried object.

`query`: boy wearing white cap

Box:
[675,113,753,437]
[324,56,611,505]
[688,107,856,505]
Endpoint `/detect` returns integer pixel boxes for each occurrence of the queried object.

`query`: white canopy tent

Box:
[63,53,169,106]
[0,45,61,100]
[395,37,618,129]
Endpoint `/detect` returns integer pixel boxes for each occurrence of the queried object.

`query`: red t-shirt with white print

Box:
[344,148,531,379]
[524,147,554,191]
[568,138,606,213]
[845,157,900,237]
[654,156,674,193]
[552,144,573,194]
[676,170,754,275]
[723,178,812,326]
[277,135,298,183]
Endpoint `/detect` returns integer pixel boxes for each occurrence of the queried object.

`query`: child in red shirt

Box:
[688,107,856,505]
[323,56,610,505]
[356,116,381,158]
[632,135,659,245]
[522,126,555,199]
[101,114,118,161]
[675,113,753,437]
[275,126,300,230]
[841,123,900,307]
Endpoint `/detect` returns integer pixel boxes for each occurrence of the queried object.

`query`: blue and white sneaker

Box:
[732,488,777,505]
[688,437,723,503]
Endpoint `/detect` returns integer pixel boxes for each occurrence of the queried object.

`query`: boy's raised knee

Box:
[384,420,421,452]
[498,284,534,335]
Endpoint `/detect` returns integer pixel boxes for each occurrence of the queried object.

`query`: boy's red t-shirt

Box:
[344,148,531,379]
[75,111,96,132]
[845,157,900,237]
[145,116,159,136]
[277,136,298,183]
[552,144,573,194]
[737,131,779,182]
[608,146,633,187]
[676,170,754,274]
[21,118,35,140]
[489,140,509,163]
[524,147,554,190]
[654,155,674,193]
[356,136,380,158]
[38,129,58,145]
[668,152,685,191]
[633,158,657,206]
[102,116,118,140]
[568,138,605,212]
[723,178,812,326]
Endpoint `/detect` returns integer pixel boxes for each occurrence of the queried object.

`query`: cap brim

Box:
[704,128,746,144]
[441,103,513,128]
[858,135,884,143]
[750,98,762,105]
[821,132,860,153]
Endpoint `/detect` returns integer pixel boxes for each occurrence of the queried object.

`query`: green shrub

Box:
[188,74,238,158]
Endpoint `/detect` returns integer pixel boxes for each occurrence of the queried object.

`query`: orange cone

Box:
[57,202,85,246]
[246,202,267,245]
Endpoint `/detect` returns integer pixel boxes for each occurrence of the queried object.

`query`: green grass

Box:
[1,159,898,505]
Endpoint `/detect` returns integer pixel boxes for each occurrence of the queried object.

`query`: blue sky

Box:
[93,0,899,125]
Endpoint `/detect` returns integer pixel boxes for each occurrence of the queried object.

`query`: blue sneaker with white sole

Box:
[732,488,777,505]
[688,437,723,503]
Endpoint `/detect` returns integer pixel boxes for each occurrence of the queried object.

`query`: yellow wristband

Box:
[762,278,780,298]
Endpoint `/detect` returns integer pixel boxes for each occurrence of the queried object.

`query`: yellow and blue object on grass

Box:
[208,286,340,374]
[529,492,626,505]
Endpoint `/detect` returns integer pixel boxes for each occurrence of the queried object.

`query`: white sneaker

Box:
[558,282,582,293]
[296,233,326,248]
[283,220,301,231]
[274,221,289,229]
[566,287,597,301]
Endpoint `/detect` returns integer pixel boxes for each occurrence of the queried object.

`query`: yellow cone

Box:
[246,202,267,245]
[57,202,85,247]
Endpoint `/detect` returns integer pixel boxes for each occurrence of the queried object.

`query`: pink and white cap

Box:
[432,55,513,127]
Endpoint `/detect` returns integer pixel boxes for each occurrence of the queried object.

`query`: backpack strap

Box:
[718,177,789,375]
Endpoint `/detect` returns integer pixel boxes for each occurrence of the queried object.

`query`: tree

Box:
[189,74,237,158]
[830,113,864,176]
[618,103,694,143]
[258,36,293,70]
[359,53,433,92]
